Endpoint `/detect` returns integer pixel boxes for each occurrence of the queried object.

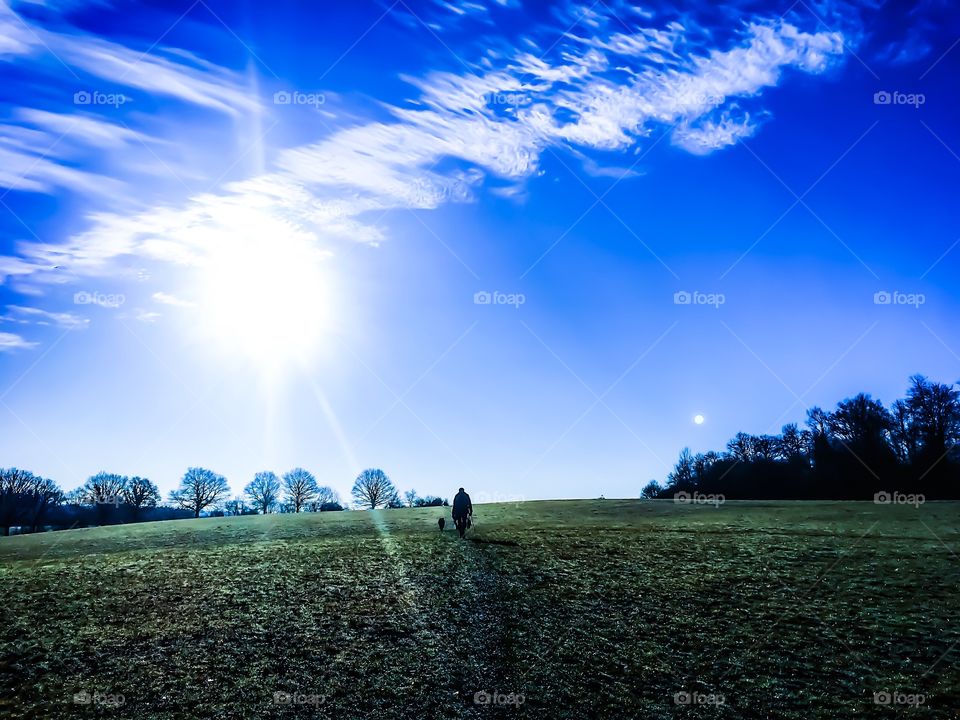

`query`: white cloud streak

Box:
[152,291,195,307]
[2,304,89,329]
[0,4,846,329]
[0,331,38,351]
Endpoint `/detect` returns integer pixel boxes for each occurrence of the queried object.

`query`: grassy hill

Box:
[1,500,958,718]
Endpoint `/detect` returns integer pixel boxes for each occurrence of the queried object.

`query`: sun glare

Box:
[196,210,332,371]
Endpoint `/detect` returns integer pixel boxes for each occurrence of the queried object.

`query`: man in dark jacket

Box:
[451,487,473,539]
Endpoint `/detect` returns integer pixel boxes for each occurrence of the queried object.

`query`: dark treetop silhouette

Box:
[652,375,960,501]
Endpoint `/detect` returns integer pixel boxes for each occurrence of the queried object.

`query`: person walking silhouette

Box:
[451,487,473,539]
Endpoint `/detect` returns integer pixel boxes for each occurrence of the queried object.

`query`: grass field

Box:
[1,499,958,718]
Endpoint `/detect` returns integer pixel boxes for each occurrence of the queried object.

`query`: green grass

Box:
[1,500,958,718]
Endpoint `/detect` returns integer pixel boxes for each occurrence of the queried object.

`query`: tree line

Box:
[645,375,960,501]
[1,465,448,536]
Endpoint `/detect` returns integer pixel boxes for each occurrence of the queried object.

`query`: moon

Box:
[694,414,705,425]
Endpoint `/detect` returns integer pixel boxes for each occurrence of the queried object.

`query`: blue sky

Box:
[1,0,958,503]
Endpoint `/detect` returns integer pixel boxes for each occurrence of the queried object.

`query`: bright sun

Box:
[694,414,705,425]
[196,210,332,371]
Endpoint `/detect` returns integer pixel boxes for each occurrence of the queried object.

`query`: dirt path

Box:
[366,512,524,717]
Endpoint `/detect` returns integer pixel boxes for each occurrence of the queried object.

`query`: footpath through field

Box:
[365,510,520,716]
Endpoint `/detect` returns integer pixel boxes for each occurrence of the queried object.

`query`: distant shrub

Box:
[640,480,662,499]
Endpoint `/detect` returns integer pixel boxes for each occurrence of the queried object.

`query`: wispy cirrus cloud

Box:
[0,0,847,336]
[0,304,86,351]
[2,304,89,329]
[15,108,152,149]
[0,0,259,201]
[388,0,521,32]
[152,291,195,307]
[0,143,122,195]
[0,0,258,115]
[0,108,150,195]
[0,331,38,351]
[672,108,761,155]
[54,37,260,117]
[133,309,161,323]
